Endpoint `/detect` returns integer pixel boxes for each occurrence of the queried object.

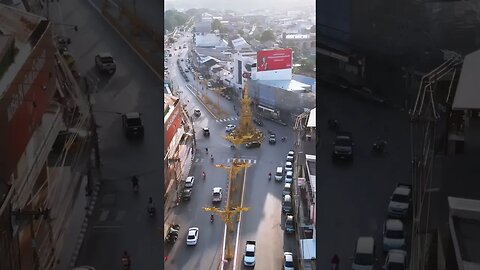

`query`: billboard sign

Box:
[256,49,292,72]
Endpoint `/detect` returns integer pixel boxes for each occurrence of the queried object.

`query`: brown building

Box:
[0,4,91,270]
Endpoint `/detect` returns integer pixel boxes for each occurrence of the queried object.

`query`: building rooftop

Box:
[257,79,311,92]
[448,196,480,270]
[453,49,480,110]
[0,4,46,98]
[194,33,228,48]
[231,37,251,51]
[195,47,231,61]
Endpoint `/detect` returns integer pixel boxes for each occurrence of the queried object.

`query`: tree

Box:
[260,30,275,43]
[300,58,314,72]
[211,19,222,31]
[164,10,188,32]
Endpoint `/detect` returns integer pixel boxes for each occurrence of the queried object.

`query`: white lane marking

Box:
[232,166,248,269]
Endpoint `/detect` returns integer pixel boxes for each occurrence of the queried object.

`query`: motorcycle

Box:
[121,256,131,270]
[210,214,214,223]
[148,205,156,217]
[372,139,387,154]
[210,155,214,163]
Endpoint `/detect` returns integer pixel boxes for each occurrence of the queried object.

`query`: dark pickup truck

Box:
[122,112,144,138]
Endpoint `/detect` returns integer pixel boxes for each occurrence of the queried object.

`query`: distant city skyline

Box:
[165,0,314,12]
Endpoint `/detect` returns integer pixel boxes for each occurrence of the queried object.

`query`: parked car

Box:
[212,187,222,203]
[245,141,261,148]
[332,132,354,161]
[286,151,295,162]
[226,124,236,133]
[194,109,201,116]
[122,112,144,138]
[185,176,195,188]
[384,249,407,270]
[186,227,199,246]
[285,171,293,184]
[388,184,412,218]
[285,161,293,172]
[282,183,291,197]
[383,219,405,251]
[285,214,295,233]
[198,75,204,80]
[182,188,192,201]
[269,134,276,144]
[283,252,294,270]
[203,127,210,137]
[94,53,116,74]
[352,237,375,270]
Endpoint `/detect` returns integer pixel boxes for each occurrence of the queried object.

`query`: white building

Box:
[194,33,228,49]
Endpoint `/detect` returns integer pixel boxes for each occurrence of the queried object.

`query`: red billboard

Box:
[256,49,292,72]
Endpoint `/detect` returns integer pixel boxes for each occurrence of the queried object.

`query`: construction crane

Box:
[225,81,264,146]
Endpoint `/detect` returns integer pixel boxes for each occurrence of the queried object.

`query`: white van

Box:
[275,167,284,181]
[282,195,292,213]
[352,237,375,270]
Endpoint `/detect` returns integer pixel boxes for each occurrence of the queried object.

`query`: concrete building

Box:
[231,37,251,52]
[193,33,228,49]
[283,33,316,53]
[163,94,194,204]
[0,4,92,270]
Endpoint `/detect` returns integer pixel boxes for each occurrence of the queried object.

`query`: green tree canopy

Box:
[211,19,222,31]
[260,30,276,43]
[164,10,189,32]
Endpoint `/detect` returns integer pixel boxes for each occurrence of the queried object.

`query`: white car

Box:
[185,176,195,188]
[226,124,236,132]
[283,252,295,270]
[384,249,407,270]
[186,227,199,245]
[286,151,294,162]
[212,187,222,202]
[285,171,293,184]
[285,161,293,172]
[383,219,405,251]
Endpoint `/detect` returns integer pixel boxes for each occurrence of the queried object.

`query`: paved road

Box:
[316,88,411,269]
[165,35,299,270]
[49,0,164,269]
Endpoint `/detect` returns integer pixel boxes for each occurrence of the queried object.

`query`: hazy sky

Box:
[165,0,314,12]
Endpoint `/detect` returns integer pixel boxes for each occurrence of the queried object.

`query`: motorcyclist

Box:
[210,214,214,222]
[131,175,139,192]
[121,251,131,268]
[210,154,214,162]
[268,172,271,181]
[331,254,340,270]
[148,197,155,213]
[202,171,206,180]
[205,147,208,154]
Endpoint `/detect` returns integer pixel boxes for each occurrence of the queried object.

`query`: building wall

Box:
[164,103,182,150]
[0,21,56,185]
[249,80,316,117]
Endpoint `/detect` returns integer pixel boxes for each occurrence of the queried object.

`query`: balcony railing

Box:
[12,103,65,209]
